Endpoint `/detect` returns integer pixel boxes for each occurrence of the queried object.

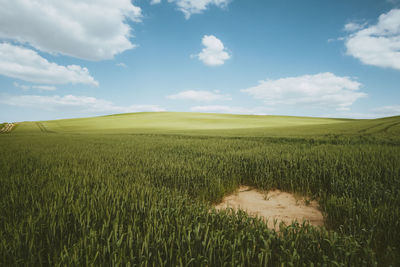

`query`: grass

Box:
[1,112,399,266]
[14,112,348,134]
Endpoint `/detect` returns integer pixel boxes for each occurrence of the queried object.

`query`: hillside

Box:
[11,112,400,138]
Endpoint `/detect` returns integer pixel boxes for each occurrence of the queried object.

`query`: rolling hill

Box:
[10,112,400,138]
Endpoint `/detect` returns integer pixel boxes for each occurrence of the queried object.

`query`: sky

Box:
[0,0,400,122]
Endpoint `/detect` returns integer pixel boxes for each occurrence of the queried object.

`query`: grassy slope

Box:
[13,112,400,138]
[11,112,356,133]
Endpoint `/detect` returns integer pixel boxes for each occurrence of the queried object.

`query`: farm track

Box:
[358,120,400,134]
[358,122,387,133]
[36,122,55,133]
[381,121,400,133]
[0,123,15,133]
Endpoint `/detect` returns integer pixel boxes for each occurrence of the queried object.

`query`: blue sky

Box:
[0,0,399,122]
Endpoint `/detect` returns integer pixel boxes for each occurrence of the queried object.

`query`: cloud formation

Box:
[0,94,165,114]
[345,9,400,70]
[0,43,98,86]
[372,105,400,117]
[343,22,365,32]
[195,35,231,66]
[14,82,57,91]
[241,72,366,111]
[167,90,231,101]
[323,105,400,119]
[116,63,128,68]
[0,0,142,61]
[166,0,231,19]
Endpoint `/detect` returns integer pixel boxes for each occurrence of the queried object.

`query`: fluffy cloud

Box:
[167,0,231,19]
[0,0,141,61]
[190,105,272,115]
[0,94,165,114]
[241,72,366,111]
[345,9,400,70]
[151,0,162,4]
[167,90,231,101]
[0,43,98,86]
[195,35,231,66]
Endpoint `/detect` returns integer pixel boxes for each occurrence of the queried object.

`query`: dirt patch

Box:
[0,123,15,133]
[215,186,323,230]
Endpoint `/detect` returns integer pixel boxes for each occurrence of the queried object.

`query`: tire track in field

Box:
[381,121,400,133]
[357,122,387,134]
[358,120,400,134]
[36,122,54,133]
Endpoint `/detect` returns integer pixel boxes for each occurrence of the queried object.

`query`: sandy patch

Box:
[0,123,15,133]
[215,186,323,230]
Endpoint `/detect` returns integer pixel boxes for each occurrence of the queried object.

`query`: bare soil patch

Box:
[215,186,323,230]
[0,123,15,133]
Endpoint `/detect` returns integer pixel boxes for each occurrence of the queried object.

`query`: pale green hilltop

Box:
[10,112,400,137]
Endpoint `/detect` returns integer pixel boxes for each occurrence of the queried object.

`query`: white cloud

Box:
[344,22,365,32]
[151,0,162,4]
[190,105,272,115]
[372,105,400,117]
[13,82,30,91]
[167,90,231,101]
[241,72,366,111]
[323,104,400,119]
[14,82,57,91]
[195,35,231,66]
[32,85,57,91]
[345,9,400,70]
[322,106,400,119]
[0,43,98,86]
[0,94,165,114]
[116,63,127,68]
[0,0,142,61]
[168,0,231,19]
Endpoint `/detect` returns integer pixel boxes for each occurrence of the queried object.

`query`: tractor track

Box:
[36,122,55,133]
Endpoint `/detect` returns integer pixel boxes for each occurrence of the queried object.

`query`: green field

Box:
[14,112,348,134]
[1,112,400,266]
